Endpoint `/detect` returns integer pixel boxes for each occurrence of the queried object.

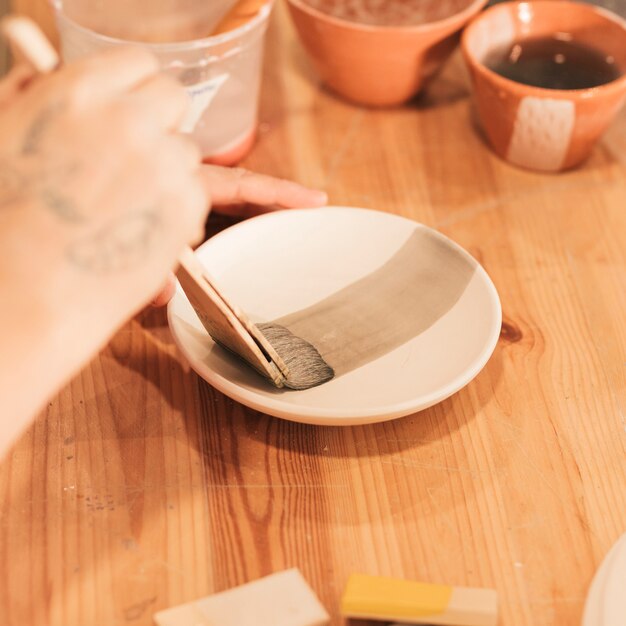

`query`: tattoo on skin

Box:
[21,102,64,156]
[0,158,84,221]
[67,209,162,273]
[0,101,85,222]
[1,149,161,272]
[0,161,26,209]
[39,179,84,223]
[4,102,164,274]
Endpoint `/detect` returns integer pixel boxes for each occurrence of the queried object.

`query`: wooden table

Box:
[2,2,626,625]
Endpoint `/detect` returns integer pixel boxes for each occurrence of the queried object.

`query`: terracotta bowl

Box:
[286,0,489,107]
[462,1,626,172]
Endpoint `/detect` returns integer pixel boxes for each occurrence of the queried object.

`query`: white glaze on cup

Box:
[507,97,576,171]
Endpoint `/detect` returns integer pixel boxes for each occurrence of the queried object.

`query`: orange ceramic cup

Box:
[462,1,626,172]
[286,0,488,107]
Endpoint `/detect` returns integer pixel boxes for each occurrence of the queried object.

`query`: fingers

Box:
[162,133,203,171]
[123,73,190,132]
[150,273,177,307]
[208,202,281,219]
[63,46,160,105]
[200,165,328,209]
[156,134,210,240]
[182,172,212,245]
[0,63,36,105]
[150,166,326,306]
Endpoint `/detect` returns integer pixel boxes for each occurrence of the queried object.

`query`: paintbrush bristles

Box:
[257,323,334,390]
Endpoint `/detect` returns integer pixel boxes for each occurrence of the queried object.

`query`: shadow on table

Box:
[189,338,504,526]
[241,345,503,457]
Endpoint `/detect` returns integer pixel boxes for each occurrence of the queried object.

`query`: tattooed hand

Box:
[0,47,208,448]
[0,43,329,453]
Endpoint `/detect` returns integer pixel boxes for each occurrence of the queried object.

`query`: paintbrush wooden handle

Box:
[1,15,59,70]
[176,248,286,387]
[213,0,268,35]
[177,247,289,377]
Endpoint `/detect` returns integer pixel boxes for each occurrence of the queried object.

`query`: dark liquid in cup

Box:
[484,36,622,90]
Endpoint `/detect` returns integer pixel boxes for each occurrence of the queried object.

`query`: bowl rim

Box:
[461,0,626,98]
[286,0,489,33]
[50,0,274,51]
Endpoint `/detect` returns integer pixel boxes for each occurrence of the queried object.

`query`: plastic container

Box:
[52,0,274,164]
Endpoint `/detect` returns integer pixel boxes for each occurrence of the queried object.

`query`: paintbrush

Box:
[212,0,269,35]
[1,15,334,391]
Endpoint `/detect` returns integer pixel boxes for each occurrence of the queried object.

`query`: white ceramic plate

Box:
[582,540,620,626]
[168,207,502,426]
[582,532,626,626]
[601,532,626,626]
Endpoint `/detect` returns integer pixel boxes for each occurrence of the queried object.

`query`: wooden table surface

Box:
[2,2,626,626]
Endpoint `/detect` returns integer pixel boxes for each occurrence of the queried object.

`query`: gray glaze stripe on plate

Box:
[271,227,477,377]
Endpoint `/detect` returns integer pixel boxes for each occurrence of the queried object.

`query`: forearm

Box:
[0,295,69,455]
[0,234,121,457]
[0,45,212,456]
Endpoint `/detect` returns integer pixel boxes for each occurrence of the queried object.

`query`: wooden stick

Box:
[0,15,58,71]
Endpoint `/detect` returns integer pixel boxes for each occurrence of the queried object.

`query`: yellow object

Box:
[213,0,268,35]
[340,574,497,626]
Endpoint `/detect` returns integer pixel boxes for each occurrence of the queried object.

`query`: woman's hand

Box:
[202,164,327,213]
[0,46,210,441]
[150,164,328,306]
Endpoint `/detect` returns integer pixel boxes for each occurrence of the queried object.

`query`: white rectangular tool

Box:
[154,568,330,626]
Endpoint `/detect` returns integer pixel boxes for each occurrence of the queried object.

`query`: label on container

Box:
[180,73,230,134]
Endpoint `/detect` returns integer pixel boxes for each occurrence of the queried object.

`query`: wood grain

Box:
[1,2,626,626]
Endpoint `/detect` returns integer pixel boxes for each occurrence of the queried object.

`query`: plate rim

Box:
[168,206,502,426]
[582,532,626,626]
